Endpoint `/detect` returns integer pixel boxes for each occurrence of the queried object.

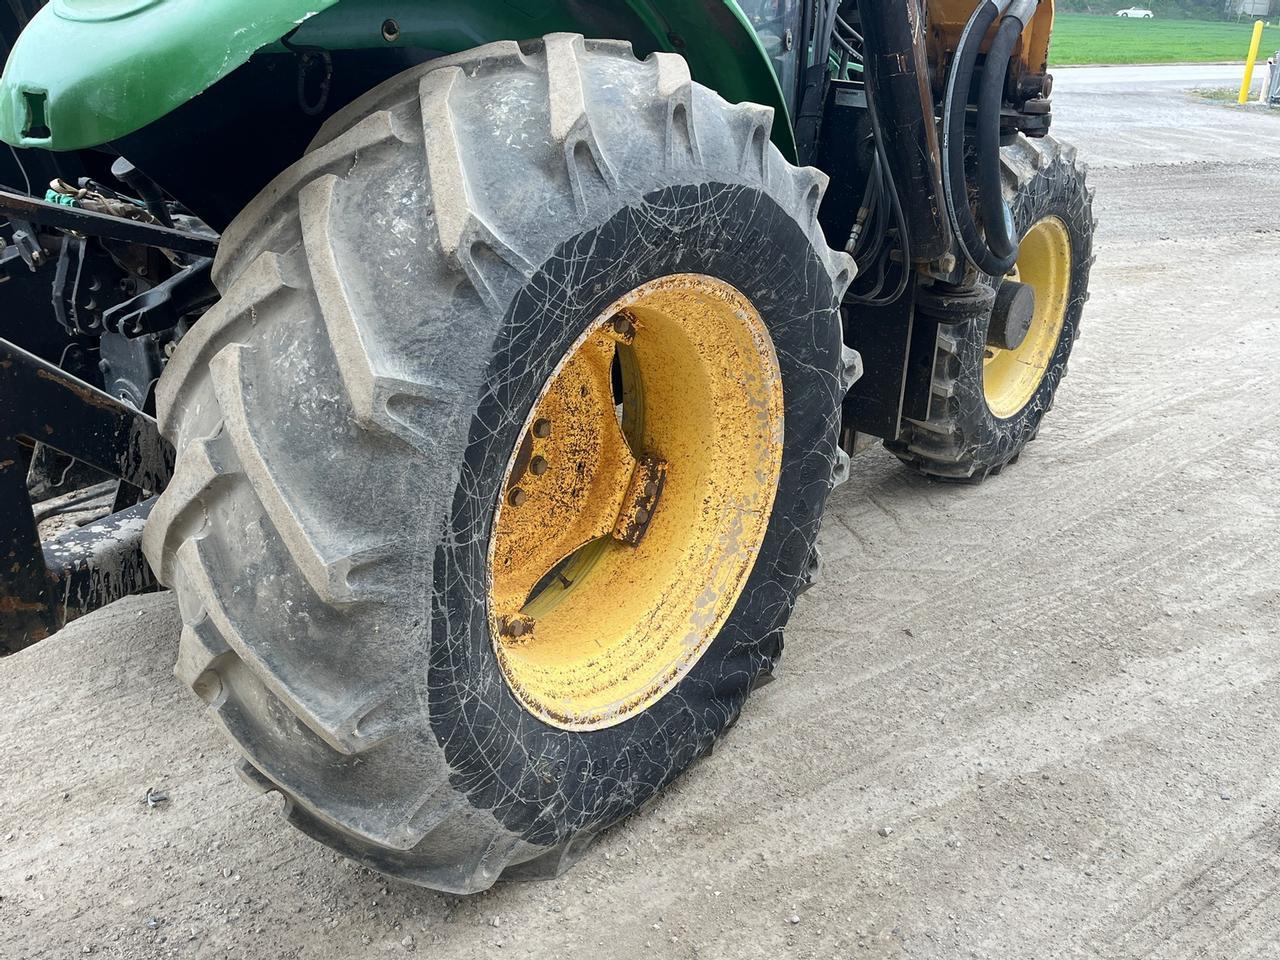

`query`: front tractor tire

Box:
[142,35,856,893]
[889,134,1094,481]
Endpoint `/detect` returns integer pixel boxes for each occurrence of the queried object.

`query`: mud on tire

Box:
[142,35,857,892]
[887,134,1095,482]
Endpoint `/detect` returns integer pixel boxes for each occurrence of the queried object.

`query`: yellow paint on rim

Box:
[487,274,784,731]
[983,215,1073,419]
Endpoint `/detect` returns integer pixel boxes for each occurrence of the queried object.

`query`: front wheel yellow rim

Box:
[486,274,784,731]
[983,216,1072,419]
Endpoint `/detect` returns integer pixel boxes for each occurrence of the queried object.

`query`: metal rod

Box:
[1239,20,1266,105]
[0,188,219,257]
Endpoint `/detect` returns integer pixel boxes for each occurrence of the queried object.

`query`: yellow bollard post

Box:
[1238,20,1265,105]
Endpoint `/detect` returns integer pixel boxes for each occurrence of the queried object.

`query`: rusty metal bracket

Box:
[1,337,173,652]
[612,456,668,547]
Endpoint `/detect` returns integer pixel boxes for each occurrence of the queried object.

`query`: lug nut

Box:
[643,481,659,498]
[609,313,635,338]
[533,418,552,439]
[530,456,549,476]
[500,616,533,639]
[508,487,527,507]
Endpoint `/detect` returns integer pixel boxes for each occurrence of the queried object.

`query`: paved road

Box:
[3,66,1279,960]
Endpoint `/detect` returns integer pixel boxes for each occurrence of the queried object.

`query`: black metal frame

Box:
[812,0,954,442]
[0,339,173,652]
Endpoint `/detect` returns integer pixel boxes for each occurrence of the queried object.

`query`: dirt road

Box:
[3,66,1278,960]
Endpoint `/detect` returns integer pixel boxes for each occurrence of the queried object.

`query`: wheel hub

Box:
[487,274,784,730]
[987,279,1036,352]
[490,319,663,634]
[983,216,1072,419]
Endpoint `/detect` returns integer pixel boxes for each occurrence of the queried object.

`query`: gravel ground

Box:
[3,65,1279,960]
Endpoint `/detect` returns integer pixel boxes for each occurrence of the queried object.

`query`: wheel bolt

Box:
[643,481,659,498]
[500,616,533,639]
[533,418,552,439]
[508,487,527,507]
[530,456,549,476]
[610,313,635,338]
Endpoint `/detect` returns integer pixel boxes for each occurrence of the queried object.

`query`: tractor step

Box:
[0,338,172,652]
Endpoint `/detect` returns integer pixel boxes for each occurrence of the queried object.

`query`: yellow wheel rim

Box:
[983,216,1072,419]
[487,274,784,731]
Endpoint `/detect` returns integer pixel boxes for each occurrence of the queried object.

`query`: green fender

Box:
[0,0,796,159]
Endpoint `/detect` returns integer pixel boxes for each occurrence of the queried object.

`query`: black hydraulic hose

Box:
[834,13,863,47]
[819,0,843,67]
[976,13,1026,261]
[942,0,1016,276]
[847,62,911,307]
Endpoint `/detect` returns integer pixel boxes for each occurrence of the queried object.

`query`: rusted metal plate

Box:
[490,328,639,622]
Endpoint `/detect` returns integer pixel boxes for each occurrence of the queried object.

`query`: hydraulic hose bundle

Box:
[844,68,912,307]
[942,0,1042,276]
[842,0,924,307]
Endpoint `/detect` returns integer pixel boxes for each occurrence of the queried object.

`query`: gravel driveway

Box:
[2,64,1278,960]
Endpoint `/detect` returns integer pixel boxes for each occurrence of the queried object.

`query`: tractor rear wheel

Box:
[142,35,856,893]
[887,134,1094,481]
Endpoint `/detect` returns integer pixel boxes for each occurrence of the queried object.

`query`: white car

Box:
[1116,7,1155,16]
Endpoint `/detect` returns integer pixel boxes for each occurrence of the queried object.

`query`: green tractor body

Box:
[0,0,1092,893]
[0,1,796,156]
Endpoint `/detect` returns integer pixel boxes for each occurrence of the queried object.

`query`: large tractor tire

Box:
[888,134,1094,481]
[142,35,857,893]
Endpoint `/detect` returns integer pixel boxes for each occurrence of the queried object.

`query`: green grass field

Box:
[1049,13,1278,65]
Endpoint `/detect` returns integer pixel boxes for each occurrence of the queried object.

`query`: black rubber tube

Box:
[847,54,912,306]
[943,1,1016,276]
[976,14,1024,261]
